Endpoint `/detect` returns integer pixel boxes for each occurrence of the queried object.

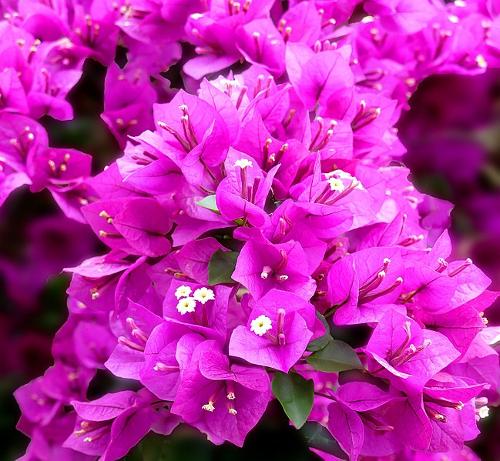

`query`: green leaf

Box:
[272,372,314,429]
[300,422,348,460]
[307,335,332,352]
[306,339,362,372]
[196,195,219,213]
[208,249,238,285]
[307,313,332,352]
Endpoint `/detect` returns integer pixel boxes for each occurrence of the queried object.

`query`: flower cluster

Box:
[7,0,500,460]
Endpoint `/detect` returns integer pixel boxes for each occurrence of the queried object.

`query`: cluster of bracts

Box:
[3,0,500,460]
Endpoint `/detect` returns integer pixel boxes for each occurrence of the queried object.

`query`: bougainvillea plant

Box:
[3,0,500,459]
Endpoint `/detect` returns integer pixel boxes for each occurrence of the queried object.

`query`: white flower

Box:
[202,401,215,412]
[176,297,196,315]
[327,177,345,192]
[325,169,364,190]
[250,315,272,336]
[478,406,490,419]
[475,54,487,69]
[175,285,192,299]
[260,265,272,279]
[193,287,215,304]
[234,159,253,169]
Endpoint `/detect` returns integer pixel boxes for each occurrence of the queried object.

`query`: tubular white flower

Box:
[175,285,192,299]
[234,158,253,169]
[250,315,273,336]
[327,177,345,192]
[176,297,196,315]
[478,406,489,419]
[193,287,215,304]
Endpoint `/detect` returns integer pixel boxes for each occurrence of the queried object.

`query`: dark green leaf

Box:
[272,372,314,429]
[307,335,332,353]
[306,340,362,372]
[196,195,219,213]
[300,422,348,460]
[208,250,238,285]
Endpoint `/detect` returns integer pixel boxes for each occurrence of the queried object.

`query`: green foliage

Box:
[272,372,314,429]
[300,422,348,460]
[208,250,239,285]
[306,339,362,373]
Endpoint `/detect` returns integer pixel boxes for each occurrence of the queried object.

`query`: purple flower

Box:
[278,2,322,46]
[286,43,354,119]
[381,376,484,452]
[18,411,91,461]
[400,254,491,316]
[141,326,204,400]
[232,237,316,300]
[327,400,364,461]
[152,90,230,189]
[163,281,231,338]
[83,197,172,257]
[0,67,29,113]
[236,18,285,76]
[229,288,317,372]
[183,0,276,79]
[65,251,134,313]
[71,8,119,65]
[171,340,271,446]
[364,0,438,33]
[73,319,116,369]
[364,310,460,392]
[104,300,163,380]
[101,62,157,148]
[64,389,180,461]
[0,112,48,201]
[327,246,405,325]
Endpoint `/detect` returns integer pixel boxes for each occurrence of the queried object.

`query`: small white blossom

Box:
[478,406,490,419]
[176,297,196,315]
[202,401,215,412]
[250,315,273,336]
[260,265,272,279]
[328,177,345,192]
[475,54,487,69]
[193,287,215,304]
[325,169,364,190]
[234,159,253,169]
[175,285,192,299]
